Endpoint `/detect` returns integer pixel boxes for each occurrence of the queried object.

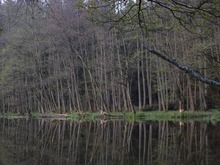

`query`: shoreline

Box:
[0,111,218,122]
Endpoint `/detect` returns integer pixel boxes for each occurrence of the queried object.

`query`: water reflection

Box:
[0,119,219,165]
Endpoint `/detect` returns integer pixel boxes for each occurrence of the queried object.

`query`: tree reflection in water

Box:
[0,119,219,165]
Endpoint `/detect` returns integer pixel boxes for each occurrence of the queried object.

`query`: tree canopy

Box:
[0,0,220,113]
[82,0,220,86]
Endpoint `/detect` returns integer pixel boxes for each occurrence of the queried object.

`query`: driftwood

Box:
[98,110,125,119]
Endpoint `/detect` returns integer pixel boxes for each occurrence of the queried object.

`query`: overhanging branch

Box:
[147,46,220,87]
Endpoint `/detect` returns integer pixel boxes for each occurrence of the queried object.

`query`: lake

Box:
[0,118,220,165]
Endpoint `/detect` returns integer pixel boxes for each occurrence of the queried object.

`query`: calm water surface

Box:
[0,119,220,165]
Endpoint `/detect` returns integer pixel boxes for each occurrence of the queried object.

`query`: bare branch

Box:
[148,46,220,87]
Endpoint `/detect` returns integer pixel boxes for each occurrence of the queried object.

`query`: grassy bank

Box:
[1,110,219,122]
[69,111,214,122]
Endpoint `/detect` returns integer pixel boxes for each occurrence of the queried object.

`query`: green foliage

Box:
[70,112,80,121]
[32,111,41,117]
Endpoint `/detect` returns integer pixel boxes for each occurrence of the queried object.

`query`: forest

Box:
[0,0,220,114]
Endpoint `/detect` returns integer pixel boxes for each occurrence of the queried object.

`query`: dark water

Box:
[0,119,220,165]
